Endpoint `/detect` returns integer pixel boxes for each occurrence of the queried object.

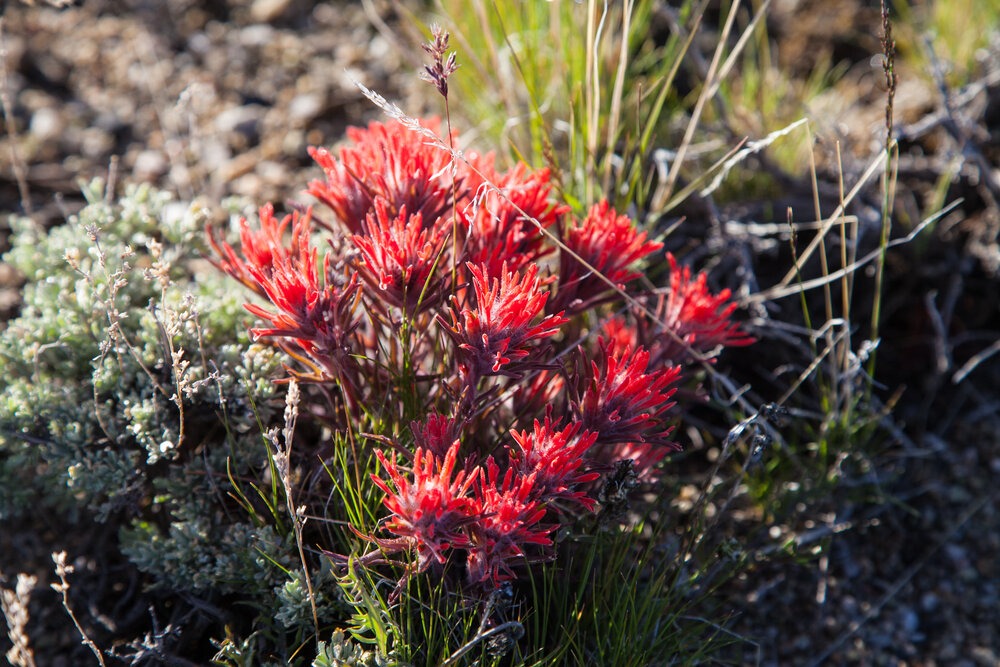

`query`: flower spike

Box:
[371,441,477,571]
[441,262,567,379]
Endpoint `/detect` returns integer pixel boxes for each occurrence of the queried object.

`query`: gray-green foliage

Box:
[313,630,398,667]
[0,181,310,612]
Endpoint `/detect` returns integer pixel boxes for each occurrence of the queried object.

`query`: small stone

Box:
[288,93,324,122]
[900,608,919,634]
[29,107,63,141]
[945,544,968,566]
[971,647,998,666]
[133,150,167,179]
[214,105,265,137]
[255,160,287,185]
[188,31,211,55]
[80,127,114,158]
[940,642,960,660]
[251,0,293,23]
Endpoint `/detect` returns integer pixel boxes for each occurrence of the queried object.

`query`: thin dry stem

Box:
[602,0,632,196]
[1,571,38,667]
[753,198,957,303]
[652,0,742,211]
[0,17,34,218]
[51,552,107,667]
[274,380,321,644]
[775,150,888,288]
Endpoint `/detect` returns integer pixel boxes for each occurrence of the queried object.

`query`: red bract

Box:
[207,205,361,381]
[207,203,311,298]
[511,368,566,424]
[371,441,477,571]
[466,459,552,585]
[600,315,640,358]
[653,253,755,364]
[508,417,600,510]
[553,200,662,313]
[351,200,449,313]
[463,164,568,276]
[574,342,681,450]
[441,262,567,379]
[410,413,460,460]
[307,119,459,234]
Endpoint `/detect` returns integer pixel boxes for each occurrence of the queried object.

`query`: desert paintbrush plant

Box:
[206,99,754,661]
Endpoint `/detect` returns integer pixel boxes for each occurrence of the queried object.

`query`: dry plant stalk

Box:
[51,551,107,667]
[1,571,38,667]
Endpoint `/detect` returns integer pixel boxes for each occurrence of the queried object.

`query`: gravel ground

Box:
[1,1,998,664]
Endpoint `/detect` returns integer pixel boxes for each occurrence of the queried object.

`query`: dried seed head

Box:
[419,25,459,98]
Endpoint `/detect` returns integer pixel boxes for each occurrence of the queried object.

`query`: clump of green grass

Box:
[894,0,999,87]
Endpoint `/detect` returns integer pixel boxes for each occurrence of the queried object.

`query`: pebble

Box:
[133,149,167,179]
[945,544,969,566]
[80,127,114,158]
[288,93,324,122]
[971,647,998,666]
[255,160,288,185]
[214,105,265,137]
[29,107,63,141]
[187,31,211,55]
[900,607,919,634]
[240,24,275,47]
[251,0,293,23]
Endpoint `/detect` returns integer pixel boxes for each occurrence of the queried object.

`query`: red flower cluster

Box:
[465,459,552,585]
[463,164,567,276]
[657,252,756,362]
[307,119,458,234]
[209,117,754,590]
[441,262,566,380]
[552,200,662,314]
[574,342,681,452]
[371,442,476,571]
[351,200,449,313]
[601,253,756,368]
[207,205,361,384]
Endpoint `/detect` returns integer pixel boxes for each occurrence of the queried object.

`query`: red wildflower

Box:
[441,262,567,379]
[508,417,600,510]
[307,119,459,234]
[573,342,681,449]
[466,459,553,585]
[600,315,641,358]
[410,413,460,460]
[371,441,477,571]
[206,205,361,380]
[553,200,662,313]
[207,203,311,298]
[463,164,568,276]
[511,369,566,424]
[653,253,755,364]
[351,200,449,313]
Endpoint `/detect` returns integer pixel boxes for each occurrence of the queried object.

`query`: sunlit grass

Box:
[895,0,999,86]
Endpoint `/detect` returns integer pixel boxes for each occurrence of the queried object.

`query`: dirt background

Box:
[1,0,998,665]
